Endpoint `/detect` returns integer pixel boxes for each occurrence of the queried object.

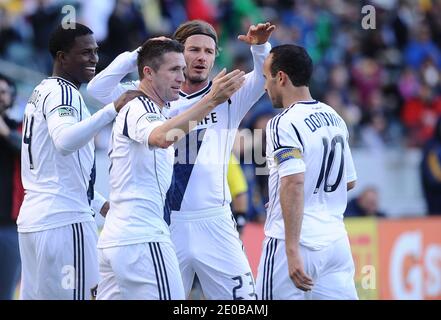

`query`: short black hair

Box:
[269,44,313,87]
[0,73,17,103]
[137,39,184,79]
[48,23,94,58]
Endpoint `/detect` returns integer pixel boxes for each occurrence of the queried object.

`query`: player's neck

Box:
[181,80,209,95]
[283,87,313,108]
[52,68,80,89]
[138,81,166,109]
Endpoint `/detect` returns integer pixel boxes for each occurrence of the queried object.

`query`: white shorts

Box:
[18,221,99,300]
[256,236,358,300]
[170,205,256,300]
[97,242,185,300]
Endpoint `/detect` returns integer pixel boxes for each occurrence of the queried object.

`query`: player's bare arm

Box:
[237,22,276,45]
[148,68,245,148]
[280,173,314,292]
[347,180,356,191]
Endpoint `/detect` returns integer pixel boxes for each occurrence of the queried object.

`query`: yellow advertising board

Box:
[345,217,380,300]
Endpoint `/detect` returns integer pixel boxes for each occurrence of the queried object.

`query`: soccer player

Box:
[87,21,275,299]
[17,23,142,300]
[256,44,358,300]
[96,39,245,300]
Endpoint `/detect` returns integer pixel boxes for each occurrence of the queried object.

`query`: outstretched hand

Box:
[238,22,276,45]
[207,68,246,105]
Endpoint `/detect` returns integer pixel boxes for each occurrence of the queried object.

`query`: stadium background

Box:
[1,0,440,299]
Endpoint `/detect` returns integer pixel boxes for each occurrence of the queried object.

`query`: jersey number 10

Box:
[314,135,345,194]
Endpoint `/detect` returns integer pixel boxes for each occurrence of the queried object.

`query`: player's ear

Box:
[277,71,287,86]
[143,66,154,80]
[56,51,66,64]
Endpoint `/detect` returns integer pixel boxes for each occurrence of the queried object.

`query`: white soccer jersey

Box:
[264,101,357,250]
[87,43,271,217]
[18,77,103,232]
[97,96,174,248]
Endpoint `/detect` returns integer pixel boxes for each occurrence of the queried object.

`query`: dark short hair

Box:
[0,73,17,103]
[173,20,218,53]
[137,39,184,79]
[48,23,94,58]
[269,44,313,87]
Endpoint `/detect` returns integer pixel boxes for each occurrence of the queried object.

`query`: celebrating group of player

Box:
[17,18,358,300]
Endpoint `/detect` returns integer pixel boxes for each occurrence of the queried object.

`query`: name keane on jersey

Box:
[304,111,344,133]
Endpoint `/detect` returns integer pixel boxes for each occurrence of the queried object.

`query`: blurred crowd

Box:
[1,0,441,220]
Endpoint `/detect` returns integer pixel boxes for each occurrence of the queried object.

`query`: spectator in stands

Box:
[27,0,62,73]
[0,6,21,58]
[401,84,441,147]
[420,117,441,215]
[345,186,386,218]
[0,74,23,299]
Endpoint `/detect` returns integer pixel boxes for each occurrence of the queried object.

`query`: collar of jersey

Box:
[288,100,318,108]
[138,95,170,113]
[179,81,212,100]
[295,100,318,105]
[48,76,79,90]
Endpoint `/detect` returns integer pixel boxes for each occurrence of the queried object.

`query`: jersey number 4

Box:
[23,115,34,169]
[314,135,345,193]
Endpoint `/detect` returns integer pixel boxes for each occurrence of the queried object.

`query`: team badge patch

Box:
[145,113,161,122]
[274,148,302,165]
[58,107,74,117]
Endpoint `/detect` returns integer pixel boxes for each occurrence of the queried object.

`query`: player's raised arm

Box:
[229,22,275,123]
[87,47,140,104]
[148,68,245,148]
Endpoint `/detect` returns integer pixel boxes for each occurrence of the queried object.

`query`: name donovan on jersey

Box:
[304,111,344,132]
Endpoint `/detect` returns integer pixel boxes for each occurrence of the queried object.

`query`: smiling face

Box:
[182,34,216,85]
[150,51,186,103]
[61,34,99,86]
